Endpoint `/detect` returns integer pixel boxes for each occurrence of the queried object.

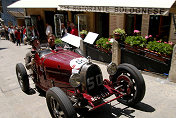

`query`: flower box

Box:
[145,50,171,63]
[125,44,142,54]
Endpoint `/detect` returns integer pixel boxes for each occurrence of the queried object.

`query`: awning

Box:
[7,0,59,8]
[7,10,25,18]
[58,0,176,15]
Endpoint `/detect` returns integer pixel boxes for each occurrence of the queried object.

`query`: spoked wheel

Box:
[50,96,65,118]
[46,87,77,118]
[111,63,146,106]
[16,63,29,93]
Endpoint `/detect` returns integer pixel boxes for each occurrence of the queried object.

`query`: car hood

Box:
[43,50,87,73]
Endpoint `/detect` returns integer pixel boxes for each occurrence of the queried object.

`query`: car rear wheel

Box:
[111,63,146,106]
[46,87,77,118]
[16,63,29,93]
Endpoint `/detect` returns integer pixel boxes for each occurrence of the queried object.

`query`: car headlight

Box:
[69,73,81,87]
[107,62,117,75]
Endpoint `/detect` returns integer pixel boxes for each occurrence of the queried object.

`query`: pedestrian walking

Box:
[4,26,9,40]
[10,26,15,43]
[23,27,27,45]
[15,28,21,46]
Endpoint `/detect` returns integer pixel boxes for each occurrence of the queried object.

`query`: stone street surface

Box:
[0,40,176,118]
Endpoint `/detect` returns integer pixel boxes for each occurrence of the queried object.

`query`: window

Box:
[149,15,171,41]
[125,14,142,35]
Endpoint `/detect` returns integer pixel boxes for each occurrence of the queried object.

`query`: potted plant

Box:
[96,37,112,53]
[113,28,126,43]
[124,36,147,53]
[80,30,88,39]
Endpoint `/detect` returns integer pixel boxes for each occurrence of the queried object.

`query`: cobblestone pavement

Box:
[0,40,176,118]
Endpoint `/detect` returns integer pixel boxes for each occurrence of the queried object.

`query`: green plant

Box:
[96,37,112,51]
[55,38,62,44]
[146,41,173,55]
[80,30,88,35]
[113,28,126,35]
[113,28,126,41]
[124,36,147,48]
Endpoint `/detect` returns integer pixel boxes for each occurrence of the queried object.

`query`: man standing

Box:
[61,23,67,37]
[45,23,52,36]
[37,16,45,42]
[15,27,21,46]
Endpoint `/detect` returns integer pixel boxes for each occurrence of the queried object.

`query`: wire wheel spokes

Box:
[17,72,24,89]
[50,96,65,118]
[116,72,136,101]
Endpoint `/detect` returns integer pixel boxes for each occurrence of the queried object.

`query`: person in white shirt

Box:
[45,23,52,36]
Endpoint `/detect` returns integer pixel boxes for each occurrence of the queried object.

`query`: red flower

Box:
[168,41,173,45]
[134,30,140,33]
[145,36,149,39]
[149,35,152,38]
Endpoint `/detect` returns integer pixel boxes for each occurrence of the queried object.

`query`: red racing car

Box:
[16,44,145,118]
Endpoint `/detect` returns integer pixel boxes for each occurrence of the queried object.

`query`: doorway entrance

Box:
[95,13,109,38]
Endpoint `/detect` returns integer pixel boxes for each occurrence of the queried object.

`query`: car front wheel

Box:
[16,63,29,93]
[46,87,77,118]
[111,63,146,106]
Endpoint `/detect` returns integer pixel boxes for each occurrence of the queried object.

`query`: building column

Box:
[141,14,150,37]
[112,40,121,65]
[109,13,125,36]
[168,44,176,83]
[169,14,176,44]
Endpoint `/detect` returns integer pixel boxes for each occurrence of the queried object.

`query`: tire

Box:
[16,63,30,93]
[46,87,77,118]
[74,48,86,57]
[111,63,146,106]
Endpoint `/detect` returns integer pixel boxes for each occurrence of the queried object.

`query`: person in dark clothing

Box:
[15,28,21,46]
[37,16,45,42]
[61,23,67,37]
[67,21,71,34]
[25,37,40,74]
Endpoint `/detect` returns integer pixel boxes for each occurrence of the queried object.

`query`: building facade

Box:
[7,0,176,43]
[1,0,24,26]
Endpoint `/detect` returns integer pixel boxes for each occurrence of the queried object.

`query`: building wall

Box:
[26,8,56,26]
[169,7,176,43]
[1,0,20,26]
[109,13,125,36]
[141,14,150,37]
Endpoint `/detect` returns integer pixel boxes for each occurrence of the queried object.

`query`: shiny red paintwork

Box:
[34,49,82,92]
[32,48,124,111]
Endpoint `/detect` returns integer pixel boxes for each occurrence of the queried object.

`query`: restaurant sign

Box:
[58,5,169,15]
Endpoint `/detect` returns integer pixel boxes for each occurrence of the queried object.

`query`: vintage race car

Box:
[16,43,146,118]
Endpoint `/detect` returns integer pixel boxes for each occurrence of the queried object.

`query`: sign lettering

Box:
[58,5,169,15]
